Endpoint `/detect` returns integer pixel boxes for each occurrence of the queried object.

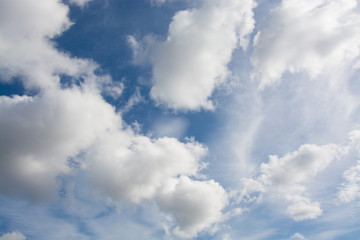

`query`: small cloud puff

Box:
[158,176,229,238]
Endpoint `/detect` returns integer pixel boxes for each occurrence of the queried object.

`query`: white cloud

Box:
[76,122,230,238]
[0,0,231,237]
[157,176,228,239]
[0,0,100,90]
[240,143,347,221]
[251,0,360,88]
[338,160,360,203]
[0,88,118,201]
[0,232,26,240]
[291,232,307,240]
[84,134,208,203]
[149,0,256,110]
[259,144,345,186]
[285,193,322,221]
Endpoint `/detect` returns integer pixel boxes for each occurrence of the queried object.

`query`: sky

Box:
[0,0,360,239]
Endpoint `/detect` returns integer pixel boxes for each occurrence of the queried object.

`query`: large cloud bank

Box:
[0,0,231,238]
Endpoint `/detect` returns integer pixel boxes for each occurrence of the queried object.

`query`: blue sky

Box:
[1,0,360,239]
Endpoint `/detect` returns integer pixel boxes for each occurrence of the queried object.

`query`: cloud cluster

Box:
[0,0,230,237]
[149,0,256,110]
[241,143,347,221]
[252,0,360,88]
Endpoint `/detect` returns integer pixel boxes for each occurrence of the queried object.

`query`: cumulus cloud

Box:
[0,0,231,237]
[84,135,207,203]
[252,0,360,88]
[240,143,347,220]
[337,160,360,203]
[0,232,26,240]
[158,176,228,238]
[0,0,98,90]
[149,0,256,110]
[0,88,118,201]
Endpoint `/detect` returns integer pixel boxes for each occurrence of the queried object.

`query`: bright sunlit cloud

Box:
[1,0,360,239]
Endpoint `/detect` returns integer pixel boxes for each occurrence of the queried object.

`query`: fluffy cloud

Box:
[157,176,228,238]
[259,144,345,186]
[252,0,360,88]
[0,0,97,90]
[241,143,347,220]
[0,88,117,201]
[0,232,26,240]
[285,192,322,221]
[84,134,207,203]
[149,0,256,110]
[0,0,231,237]
[82,130,232,237]
[337,160,360,203]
